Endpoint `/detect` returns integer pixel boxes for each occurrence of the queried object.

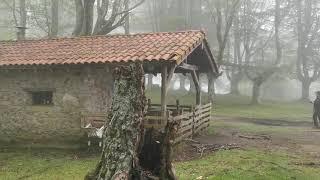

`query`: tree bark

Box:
[251,80,262,105]
[86,63,177,180]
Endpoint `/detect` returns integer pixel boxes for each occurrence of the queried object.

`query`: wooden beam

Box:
[202,40,219,75]
[161,65,168,117]
[178,63,199,71]
[191,70,201,105]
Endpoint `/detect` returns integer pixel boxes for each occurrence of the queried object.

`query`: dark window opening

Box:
[32,91,53,105]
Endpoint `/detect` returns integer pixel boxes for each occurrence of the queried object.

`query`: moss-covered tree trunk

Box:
[85,63,177,180]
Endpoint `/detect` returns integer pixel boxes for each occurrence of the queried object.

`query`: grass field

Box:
[214,95,312,122]
[1,148,319,180]
[147,90,312,122]
[0,94,317,180]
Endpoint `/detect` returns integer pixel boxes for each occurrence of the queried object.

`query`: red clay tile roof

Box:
[0,30,207,66]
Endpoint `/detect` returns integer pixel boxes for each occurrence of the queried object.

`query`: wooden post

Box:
[191,106,195,137]
[147,99,152,110]
[161,65,168,117]
[196,72,201,105]
[191,70,201,105]
[176,99,180,115]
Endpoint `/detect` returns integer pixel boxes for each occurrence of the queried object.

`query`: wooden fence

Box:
[81,103,212,145]
[145,103,212,143]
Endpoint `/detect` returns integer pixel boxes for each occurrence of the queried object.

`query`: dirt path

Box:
[177,116,320,161]
[216,116,313,127]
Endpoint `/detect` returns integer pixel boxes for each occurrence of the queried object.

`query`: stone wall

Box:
[0,65,113,144]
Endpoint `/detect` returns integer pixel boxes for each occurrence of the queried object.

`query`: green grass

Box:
[176,149,320,180]
[0,92,315,179]
[146,89,312,122]
[0,149,97,180]
[214,95,312,122]
[0,149,319,180]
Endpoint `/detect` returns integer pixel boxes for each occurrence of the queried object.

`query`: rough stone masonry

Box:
[0,64,113,144]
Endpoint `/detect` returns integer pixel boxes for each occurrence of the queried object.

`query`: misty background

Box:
[1,0,320,103]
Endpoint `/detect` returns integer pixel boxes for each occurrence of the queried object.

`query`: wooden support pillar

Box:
[191,70,201,105]
[161,64,177,118]
[176,99,180,115]
[197,72,201,105]
[161,65,168,117]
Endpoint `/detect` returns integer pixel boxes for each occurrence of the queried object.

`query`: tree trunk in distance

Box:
[50,0,59,37]
[179,75,186,91]
[124,0,130,34]
[147,74,153,90]
[207,72,216,104]
[189,74,196,93]
[301,80,311,101]
[230,75,241,95]
[86,63,178,180]
[17,0,27,40]
[251,80,262,105]
[73,0,84,36]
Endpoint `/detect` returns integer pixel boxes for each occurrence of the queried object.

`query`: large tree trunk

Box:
[207,72,215,104]
[230,74,241,95]
[86,63,177,180]
[301,80,311,101]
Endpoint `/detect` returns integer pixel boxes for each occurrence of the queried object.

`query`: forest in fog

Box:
[1,0,320,103]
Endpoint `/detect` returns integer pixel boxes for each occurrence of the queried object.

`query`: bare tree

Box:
[3,0,27,39]
[73,0,144,36]
[205,0,240,102]
[295,0,320,100]
[225,11,243,95]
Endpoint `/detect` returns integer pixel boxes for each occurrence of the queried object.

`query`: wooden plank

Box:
[150,104,192,109]
[178,63,199,71]
[145,116,163,120]
[173,113,193,121]
[194,107,211,116]
[180,119,193,127]
[178,124,193,133]
[175,131,193,143]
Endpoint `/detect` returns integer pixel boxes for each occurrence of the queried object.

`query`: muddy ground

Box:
[175,116,320,162]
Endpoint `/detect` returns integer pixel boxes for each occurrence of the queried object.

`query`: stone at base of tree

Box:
[85,63,177,180]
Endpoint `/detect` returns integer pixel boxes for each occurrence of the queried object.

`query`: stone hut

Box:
[0,31,218,145]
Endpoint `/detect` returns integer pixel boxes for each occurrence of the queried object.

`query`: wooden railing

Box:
[145,103,212,143]
[81,114,107,128]
[80,103,212,144]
